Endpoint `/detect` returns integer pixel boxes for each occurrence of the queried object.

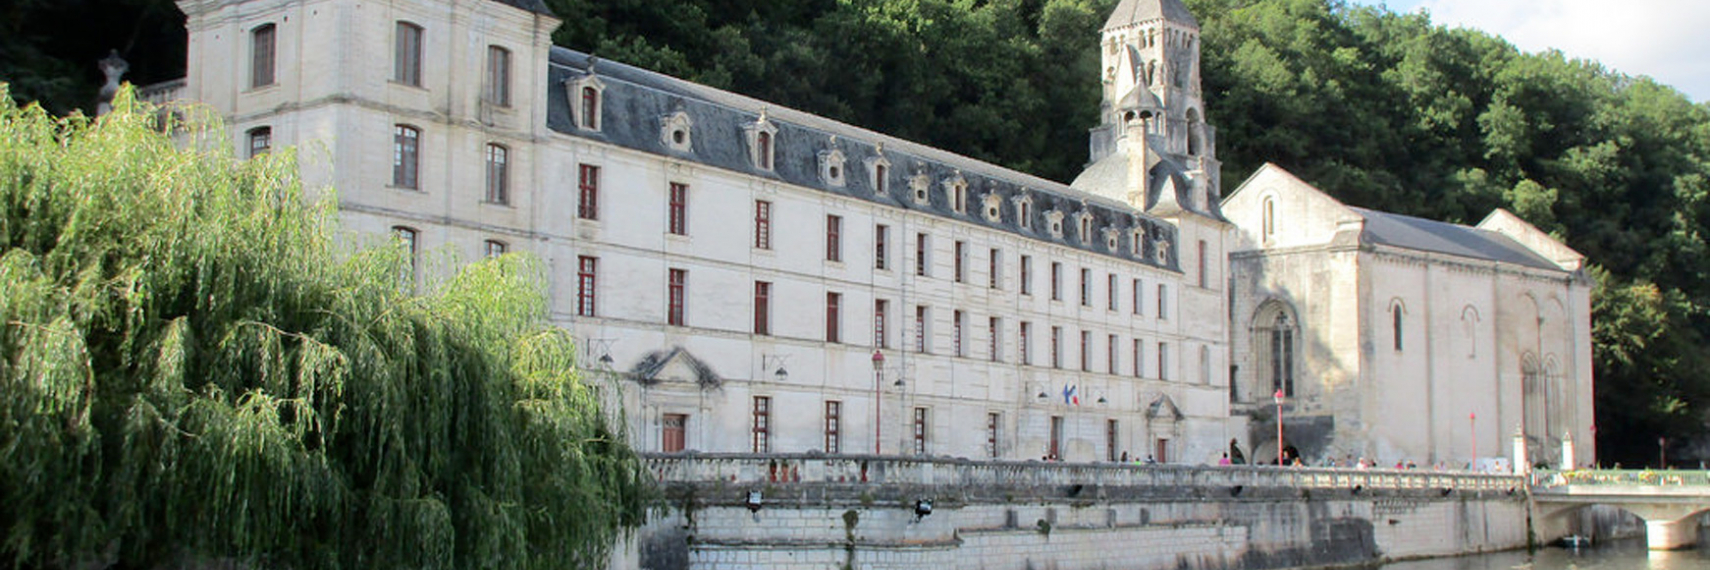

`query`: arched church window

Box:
[1261,196,1275,240]
[1271,313,1294,397]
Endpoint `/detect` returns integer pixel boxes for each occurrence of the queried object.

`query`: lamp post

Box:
[1470,412,1477,470]
[1659,436,1667,469]
[1274,389,1285,466]
[872,350,885,454]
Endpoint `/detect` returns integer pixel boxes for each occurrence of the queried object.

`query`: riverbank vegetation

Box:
[0,88,649,569]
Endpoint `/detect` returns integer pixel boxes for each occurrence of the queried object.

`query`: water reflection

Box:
[1379,541,1710,570]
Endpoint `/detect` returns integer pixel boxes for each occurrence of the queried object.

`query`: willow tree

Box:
[0,86,650,569]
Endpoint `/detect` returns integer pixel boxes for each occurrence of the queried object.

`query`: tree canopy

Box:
[0,88,649,569]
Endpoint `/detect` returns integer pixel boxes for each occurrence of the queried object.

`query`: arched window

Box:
[247,126,272,158]
[1185,109,1202,156]
[392,226,419,281]
[1261,196,1275,240]
[250,24,277,88]
[392,124,420,189]
[394,22,423,87]
[1392,304,1405,351]
[484,143,509,204]
[1271,313,1294,396]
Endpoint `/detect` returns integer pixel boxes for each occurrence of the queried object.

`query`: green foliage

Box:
[0,87,649,569]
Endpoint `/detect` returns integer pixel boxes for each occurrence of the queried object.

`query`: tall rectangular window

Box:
[1108,334,1118,373]
[250,24,276,88]
[1197,239,1209,288]
[1050,326,1062,369]
[1108,274,1119,311]
[393,226,418,279]
[874,300,889,348]
[580,86,600,130]
[577,164,600,220]
[393,22,422,87]
[576,256,597,317]
[247,127,272,158]
[954,241,966,282]
[393,125,419,189]
[915,233,929,276]
[1050,262,1062,301]
[826,215,842,261]
[1019,321,1032,365]
[751,396,771,453]
[913,407,929,455]
[1133,339,1143,377]
[1020,255,1033,295]
[989,317,1001,362]
[753,281,771,335]
[485,45,511,106]
[1158,341,1170,380]
[1157,284,1168,318]
[668,182,688,235]
[484,144,509,204]
[989,248,1001,289]
[875,224,889,270]
[952,310,964,357]
[1079,268,1091,306]
[1080,330,1091,371]
[914,306,928,353]
[986,412,1001,459]
[824,401,842,454]
[1132,278,1143,315]
[826,292,842,343]
[754,200,772,249]
[667,269,687,326]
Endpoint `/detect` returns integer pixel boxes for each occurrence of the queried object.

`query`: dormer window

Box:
[1045,209,1065,238]
[1131,229,1145,256]
[1104,228,1120,251]
[660,111,693,153]
[818,146,847,187]
[982,192,1003,223]
[1076,211,1094,243]
[565,73,605,132]
[865,148,891,195]
[1014,194,1034,230]
[944,174,968,213]
[1156,238,1172,265]
[909,173,931,205]
[743,111,779,172]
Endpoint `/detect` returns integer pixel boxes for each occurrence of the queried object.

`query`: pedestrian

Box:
[1218,452,1232,466]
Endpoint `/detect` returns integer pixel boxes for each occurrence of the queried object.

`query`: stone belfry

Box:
[1075,0,1219,219]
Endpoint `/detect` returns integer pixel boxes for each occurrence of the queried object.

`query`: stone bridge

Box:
[1531,469,1710,550]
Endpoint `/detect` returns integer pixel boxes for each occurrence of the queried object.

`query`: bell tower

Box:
[1089,0,1211,167]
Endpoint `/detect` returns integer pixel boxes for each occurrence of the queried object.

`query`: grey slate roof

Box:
[546,47,1181,271]
[1103,0,1199,30]
[488,0,555,17]
[1349,207,1562,271]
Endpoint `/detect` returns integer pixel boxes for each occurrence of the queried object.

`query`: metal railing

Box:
[641,453,1524,492]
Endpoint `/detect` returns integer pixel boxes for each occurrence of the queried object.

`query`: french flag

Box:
[1063,384,1079,406]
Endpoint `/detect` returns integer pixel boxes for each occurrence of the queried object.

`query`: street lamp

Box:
[872,350,885,454]
[1470,412,1477,470]
[1274,389,1285,466]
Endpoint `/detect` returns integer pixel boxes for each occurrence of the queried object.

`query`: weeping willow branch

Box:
[0,85,652,570]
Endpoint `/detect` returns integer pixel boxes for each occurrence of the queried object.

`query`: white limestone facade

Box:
[171,0,1236,464]
[1223,164,1595,469]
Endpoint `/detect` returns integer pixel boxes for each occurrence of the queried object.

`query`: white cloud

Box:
[1359,0,1710,101]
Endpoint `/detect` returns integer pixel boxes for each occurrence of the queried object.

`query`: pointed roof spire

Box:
[1103,0,1198,30]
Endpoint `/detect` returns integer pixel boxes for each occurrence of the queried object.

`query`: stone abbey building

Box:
[153,0,1593,469]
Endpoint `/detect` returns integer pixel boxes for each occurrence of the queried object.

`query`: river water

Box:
[1378,540,1710,570]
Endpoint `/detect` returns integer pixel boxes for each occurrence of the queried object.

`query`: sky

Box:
[1346,0,1710,102]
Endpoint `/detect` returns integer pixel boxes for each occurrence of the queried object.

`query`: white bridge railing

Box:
[641,453,1524,492]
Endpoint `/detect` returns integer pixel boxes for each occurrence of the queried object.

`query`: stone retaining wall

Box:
[610,454,1530,570]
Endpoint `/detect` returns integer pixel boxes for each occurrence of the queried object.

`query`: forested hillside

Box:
[6,0,1708,466]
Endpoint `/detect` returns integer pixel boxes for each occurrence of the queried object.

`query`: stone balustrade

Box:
[641,452,1523,493]
[137,79,186,105]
